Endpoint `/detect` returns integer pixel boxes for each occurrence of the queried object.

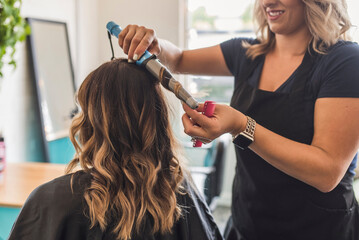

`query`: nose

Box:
[261,0,278,8]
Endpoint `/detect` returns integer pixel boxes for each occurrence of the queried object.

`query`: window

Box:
[347,0,359,43]
[186,0,255,104]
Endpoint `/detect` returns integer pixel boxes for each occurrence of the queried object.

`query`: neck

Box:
[273,28,312,57]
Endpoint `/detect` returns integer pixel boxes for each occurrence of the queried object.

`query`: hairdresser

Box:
[118,0,359,239]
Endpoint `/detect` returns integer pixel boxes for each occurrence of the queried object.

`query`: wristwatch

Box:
[232,116,256,150]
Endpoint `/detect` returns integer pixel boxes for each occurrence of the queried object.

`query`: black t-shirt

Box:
[8,171,223,240]
[220,38,359,174]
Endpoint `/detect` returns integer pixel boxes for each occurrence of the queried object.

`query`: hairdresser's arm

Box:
[182,98,359,193]
[158,40,231,76]
[118,25,231,76]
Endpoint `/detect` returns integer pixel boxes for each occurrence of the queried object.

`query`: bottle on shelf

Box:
[0,131,5,173]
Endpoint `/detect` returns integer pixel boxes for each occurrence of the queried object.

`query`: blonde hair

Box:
[66,59,183,240]
[246,0,352,58]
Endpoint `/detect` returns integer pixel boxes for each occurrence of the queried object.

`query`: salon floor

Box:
[212,205,232,234]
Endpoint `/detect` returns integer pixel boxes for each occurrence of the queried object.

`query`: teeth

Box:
[268,11,283,16]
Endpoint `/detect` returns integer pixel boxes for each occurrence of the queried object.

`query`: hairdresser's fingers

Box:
[182,113,219,142]
[182,104,222,140]
[127,29,146,60]
[121,26,138,55]
[183,102,247,139]
[132,30,159,60]
[118,25,130,49]
[182,113,208,138]
[140,30,160,55]
[147,39,161,56]
[182,103,208,123]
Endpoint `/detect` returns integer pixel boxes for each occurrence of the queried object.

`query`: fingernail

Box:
[128,59,134,63]
[133,54,138,61]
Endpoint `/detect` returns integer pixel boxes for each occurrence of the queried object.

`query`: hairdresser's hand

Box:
[118,24,161,61]
[182,103,247,143]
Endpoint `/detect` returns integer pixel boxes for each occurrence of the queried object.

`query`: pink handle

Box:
[0,139,5,173]
[193,101,216,147]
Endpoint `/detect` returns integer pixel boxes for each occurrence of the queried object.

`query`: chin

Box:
[268,26,282,35]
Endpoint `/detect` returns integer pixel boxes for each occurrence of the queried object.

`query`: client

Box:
[8,59,222,240]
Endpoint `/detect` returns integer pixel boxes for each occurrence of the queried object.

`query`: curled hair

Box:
[66,59,184,239]
[245,0,352,58]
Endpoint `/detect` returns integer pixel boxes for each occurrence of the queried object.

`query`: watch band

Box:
[232,116,256,150]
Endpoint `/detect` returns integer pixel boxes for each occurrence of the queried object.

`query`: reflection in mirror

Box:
[27,18,77,163]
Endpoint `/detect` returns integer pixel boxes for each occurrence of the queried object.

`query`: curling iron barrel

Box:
[106,21,198,109]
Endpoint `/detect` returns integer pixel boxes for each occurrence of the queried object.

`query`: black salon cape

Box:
[8,171,223,240]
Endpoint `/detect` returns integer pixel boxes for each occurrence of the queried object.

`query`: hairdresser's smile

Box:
[266,9,285,21]
[262,0,308,36]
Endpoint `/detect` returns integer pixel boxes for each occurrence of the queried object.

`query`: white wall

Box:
[97,0,184,62]
[75,0,101,86]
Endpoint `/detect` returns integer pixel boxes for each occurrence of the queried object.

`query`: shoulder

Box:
[327,41,359,55]
[29,170,90,198]
[220,37,257,76]
[221,37,258,45]
[220,37,257,52]
[26,170,91,211]
[311,41,359,98]
[319,41,359,66]
[9,171,97,240]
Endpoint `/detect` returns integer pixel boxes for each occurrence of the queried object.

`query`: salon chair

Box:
[187,135,229,211]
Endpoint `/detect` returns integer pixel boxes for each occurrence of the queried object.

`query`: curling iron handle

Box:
[193,101,216,147]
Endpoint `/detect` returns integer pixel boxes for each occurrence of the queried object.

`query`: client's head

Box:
[67,59,183,240]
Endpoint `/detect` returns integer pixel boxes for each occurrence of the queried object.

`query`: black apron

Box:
[225,51,359,240]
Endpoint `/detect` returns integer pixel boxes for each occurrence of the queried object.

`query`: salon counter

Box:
[0,162,66,208]
[0,162,67,239]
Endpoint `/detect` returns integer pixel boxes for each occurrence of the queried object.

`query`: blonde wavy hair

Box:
[66,59,184,239]
[246,0,352,58]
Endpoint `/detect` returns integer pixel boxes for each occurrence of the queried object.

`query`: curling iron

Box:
[193,100,215,147]
[106,21,198,109]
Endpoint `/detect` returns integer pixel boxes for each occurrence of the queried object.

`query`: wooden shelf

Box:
[0,162,66,208]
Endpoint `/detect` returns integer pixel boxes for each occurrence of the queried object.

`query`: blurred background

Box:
[0,0,359,238]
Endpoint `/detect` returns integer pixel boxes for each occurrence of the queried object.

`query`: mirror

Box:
[27,18,77,163]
